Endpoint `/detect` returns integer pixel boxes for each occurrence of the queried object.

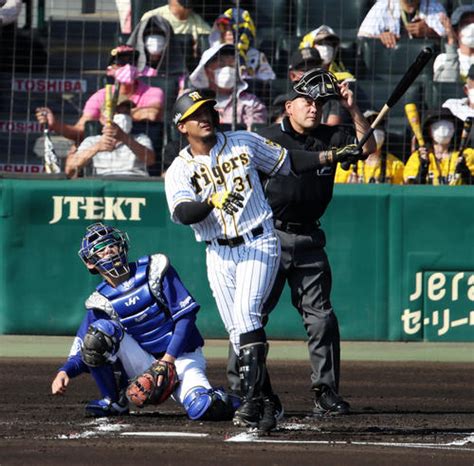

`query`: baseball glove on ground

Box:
[126,360,179,408]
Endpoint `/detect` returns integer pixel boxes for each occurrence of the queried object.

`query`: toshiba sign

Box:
[12,78,87,93]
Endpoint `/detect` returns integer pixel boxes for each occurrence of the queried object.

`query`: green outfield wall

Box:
[0,178,472,342]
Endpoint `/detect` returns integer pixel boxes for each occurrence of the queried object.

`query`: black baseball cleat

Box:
[313,386,350,416]
[258,394,284,434]
[232,399,263,428]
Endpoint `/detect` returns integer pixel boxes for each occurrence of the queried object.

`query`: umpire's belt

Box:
[274,219,320,234]
[206,225,264,248]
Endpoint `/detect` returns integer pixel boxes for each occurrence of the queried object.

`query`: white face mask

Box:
[460,23,474,48]
[373,128,385,150]
[315,45,335,65]
[214,66,236,89]
[113,113,133,134]
[431,120,454,144]
[145,35,166,55]
[468,88,474,104]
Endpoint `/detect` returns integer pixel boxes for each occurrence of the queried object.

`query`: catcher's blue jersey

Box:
[60,254,203,376]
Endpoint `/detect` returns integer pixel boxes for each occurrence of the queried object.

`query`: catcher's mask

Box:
[78,222,130,278]
[293,68,340,103]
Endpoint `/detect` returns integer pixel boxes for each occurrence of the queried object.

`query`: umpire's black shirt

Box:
[258,117,356,224]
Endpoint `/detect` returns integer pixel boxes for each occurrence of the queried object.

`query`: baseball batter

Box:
[164,89,362,431]
[51,222,235,421]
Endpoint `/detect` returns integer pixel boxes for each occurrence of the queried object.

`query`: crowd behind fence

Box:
[0,0,473,184]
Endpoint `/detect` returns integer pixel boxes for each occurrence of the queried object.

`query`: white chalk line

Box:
[57,418,474,451]
[121,432,208,438]
[225,431,474,452]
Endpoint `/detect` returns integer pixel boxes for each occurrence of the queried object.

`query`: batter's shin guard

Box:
[233,338,268,427]
[238,342,267,401]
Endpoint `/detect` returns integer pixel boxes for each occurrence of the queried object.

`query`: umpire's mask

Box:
[293,68,340,103]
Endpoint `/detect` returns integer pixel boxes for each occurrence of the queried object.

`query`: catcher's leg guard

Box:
[233,329,267,428]
[183,386,237,421]
[87,362,129,417]
[89,364,120,400]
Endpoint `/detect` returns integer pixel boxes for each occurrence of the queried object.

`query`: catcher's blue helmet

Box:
[78,223,130,278]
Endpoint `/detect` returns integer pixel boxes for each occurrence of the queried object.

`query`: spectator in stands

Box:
[188,42,267,129]
[35,46,164,144]
[128,14,187,79]
[434,6,474,83]
[443,64,474,122]
[115,0,132,34]
[300,25,354,82]
[357,0,446,49]
[269,94,288,124]
[335,110,404,184]
[403,108,470,184]
[288,47,322,83]
[65,99,155,178]
[140,0,210,54]
[208,8,276,82]
[0,0,20,26]
[0,0,47,73]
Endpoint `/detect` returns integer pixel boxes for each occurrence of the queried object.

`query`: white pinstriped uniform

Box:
[165,130,291,352]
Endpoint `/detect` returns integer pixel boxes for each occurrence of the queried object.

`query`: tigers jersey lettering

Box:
[165,131,290,242]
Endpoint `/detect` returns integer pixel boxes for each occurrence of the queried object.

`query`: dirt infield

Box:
[1,358,473,465]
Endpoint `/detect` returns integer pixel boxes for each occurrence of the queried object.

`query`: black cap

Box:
[289,47,322,70]
[108,45,139,66]
[451,5,474,27]
[173,90,217,125]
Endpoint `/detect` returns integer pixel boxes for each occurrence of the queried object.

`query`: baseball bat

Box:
[341,47,433,171]
[458,117,472,154]
[104,83,114,126]
[404,103,425,148]
[356,47,434,152]
[450,117,473,185]
[43,121,61,174]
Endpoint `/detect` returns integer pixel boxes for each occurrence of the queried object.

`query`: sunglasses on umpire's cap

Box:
[173,91,217,125]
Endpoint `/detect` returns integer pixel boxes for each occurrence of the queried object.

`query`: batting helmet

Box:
[291,68,340,102]
[78,222,130,278]
[173,90,219,126]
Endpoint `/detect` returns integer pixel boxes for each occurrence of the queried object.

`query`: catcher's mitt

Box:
[126,360,179,408]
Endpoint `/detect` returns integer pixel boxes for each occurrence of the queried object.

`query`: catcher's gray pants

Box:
[227,227,341,393]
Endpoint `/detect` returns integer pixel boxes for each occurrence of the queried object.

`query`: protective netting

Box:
[0,0,468,179]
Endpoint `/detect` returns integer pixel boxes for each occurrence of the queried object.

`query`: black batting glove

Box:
[332,144,362,170]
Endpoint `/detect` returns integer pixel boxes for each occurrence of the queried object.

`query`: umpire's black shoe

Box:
[313,386,350,416]
[233,399,263,427]
[258,394,284,434]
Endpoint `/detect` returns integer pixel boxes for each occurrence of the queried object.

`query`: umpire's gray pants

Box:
[227,227,341,393]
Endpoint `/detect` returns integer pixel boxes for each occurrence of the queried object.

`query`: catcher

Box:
[51,222,236,421]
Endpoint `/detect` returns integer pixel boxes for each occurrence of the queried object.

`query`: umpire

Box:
[227,68,376,416]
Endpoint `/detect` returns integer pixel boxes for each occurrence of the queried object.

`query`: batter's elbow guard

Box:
[183,387,237,421]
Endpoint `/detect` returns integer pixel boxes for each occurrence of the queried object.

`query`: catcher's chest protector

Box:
[97,256,174,354]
